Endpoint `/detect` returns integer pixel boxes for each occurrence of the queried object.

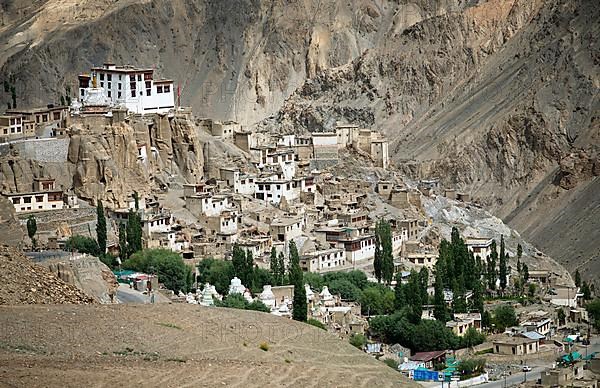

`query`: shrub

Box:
[383,358,399,370]
[349,334,367,350]
[259,342,269,351]
[123,248,191,293]
[307,318,327,330]
[64,235,100,256]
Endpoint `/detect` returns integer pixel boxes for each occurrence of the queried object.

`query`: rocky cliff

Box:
[68,114,204,206]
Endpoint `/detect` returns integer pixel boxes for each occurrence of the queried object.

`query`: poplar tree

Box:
[433,267,448,322]
[378,220,394,284]
[374,227,382,283]
[289,240,307,322]
[499,235,507,292]
[118,223,128,260]
[232,244,246,280]
[270,247,279,284]
[277,252,286,285]
[126,209,142,256]
[487,240,497,290]
[96,200,107,255]
[27,215,37,248]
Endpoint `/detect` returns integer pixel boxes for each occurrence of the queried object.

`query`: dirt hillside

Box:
[0,304,414,387]
[0,245,95,304]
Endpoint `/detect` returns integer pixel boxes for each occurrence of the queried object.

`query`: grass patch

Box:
[383,358,399,370]
[113,347,159,361]
[243,342,247,347]
[259,342,269,351]
[307,318,327,330]
[156,322,182,330]
[0,341,44,354]
[475,348,493,355]
[284,358,292,364]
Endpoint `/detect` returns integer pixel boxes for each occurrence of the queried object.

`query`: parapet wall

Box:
[0,138,69,163]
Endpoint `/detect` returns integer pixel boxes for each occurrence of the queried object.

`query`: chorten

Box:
[200,283,215,306]
[228,277,246,295]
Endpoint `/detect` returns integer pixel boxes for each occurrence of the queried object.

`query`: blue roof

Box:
[521,331,545,340]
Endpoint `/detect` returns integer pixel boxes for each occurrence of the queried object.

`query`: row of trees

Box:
[122,248,193,293]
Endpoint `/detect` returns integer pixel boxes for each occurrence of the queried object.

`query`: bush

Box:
[307,318,327,330]
[328,279,362,301]
[360,285,395,315]
[349,333,367,350]
[324,270,368,290]
[123,248,192,293]
[492,305,518,332]
[457,358,486,377]
[383,358,399,370]
[215,293,271,313]
[460,327,486,348]
[259,342,269,351]
[64,235,100,256]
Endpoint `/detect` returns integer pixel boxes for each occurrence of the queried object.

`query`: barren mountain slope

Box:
[0,304,413,387]
[0,0,462,123]
[258,0,600,279]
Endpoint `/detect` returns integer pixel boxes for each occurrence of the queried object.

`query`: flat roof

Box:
[91,66,154,73]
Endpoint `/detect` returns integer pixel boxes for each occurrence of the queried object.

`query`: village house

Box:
[220,167,256,196]
[520,317,552,337]
[2,178,72,213]
[550,286,580,308]
[493,336,540,355]
[78,63,175,114]
[399,218,420,240]
[5,104,69,138]
[269,216,305,243]
[409,350,447,369]
[186,193,235,218]
[528,270,552,285]
[446,312,482,336]
[300,247,347,273]
[183,182,215,198]
[466,237,493,261]
[199,119,240,140]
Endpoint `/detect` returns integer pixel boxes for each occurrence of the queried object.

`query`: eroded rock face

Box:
[69,115,205,206]
[0,196,25,247]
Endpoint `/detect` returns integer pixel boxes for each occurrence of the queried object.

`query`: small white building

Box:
[269,216,305,242]
[300,248,347,273]
[186,193,234,217]
[78,63,175,115]
[466,237,494,261]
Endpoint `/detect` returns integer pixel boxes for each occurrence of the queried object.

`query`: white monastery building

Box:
[78,63,175,114]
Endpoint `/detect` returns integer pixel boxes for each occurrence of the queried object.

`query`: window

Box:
[23,196,32,204]
[146,89,151,96]
[130,82,136,90]
[107,82,111,89]
[145,81,151,89]
[42,114,48,122]
[118,92,122,99]
[11,197,20,204]
[99,73,104,80]
[119,75,122,80]
[53,112,60,120]
[137,74,141,81]
[157,86,163,93]
[131,90,136,97]
[107,74,112,81]
[3,128,7,134]
[130,74,135,81]
[118,83,122,90]
[35,195,43,202]
[100,82,104,88]
[108,91,111,98]
[164,85,170,93]
[81,89,85,97]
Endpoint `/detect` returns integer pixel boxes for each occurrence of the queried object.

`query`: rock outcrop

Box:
[68,115,204,206]
[0,245,96,305]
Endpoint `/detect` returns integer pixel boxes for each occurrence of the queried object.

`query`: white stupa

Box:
[305,284,315,301]
[200,283,215,306]
[319,286,335,306]
[82,87,111,107]
[259,285,276,310]
[243,290,254,303]
[273,297,291,317]
[228,277,246,295]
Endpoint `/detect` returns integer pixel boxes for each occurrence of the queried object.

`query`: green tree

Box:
[433,265,449,322]
[499,235,507,292]
[65,235,100,256]
[522,263,529,282]
[349,333,366,349]
[487,240,497,290]
[232,244,246,281]
[585,298,600,330]
[216,293,271,312]
[96,200,107,255]
[123,248,191,293]
[118,223,127,260]
[307,318,327,330]
[461,327,486,348]
[10,85,16,109]
[328,279,362,301]
[277,252,286,285]
[360,285,394,316]
[528,283,537,298]
[581,281,592,300]
[269,247,279,284]
[324,270,368,290]
[379,220,394,284]
[557,308,566,326]
[574,270,581,288]
[197,258,234,295]
[126,210,143,255]
[492,305,518,332]
[303,272,324,291]
[245,249,255,289]
[288,240,307,322]
[374,227,383,283]
[26,215,37,248]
